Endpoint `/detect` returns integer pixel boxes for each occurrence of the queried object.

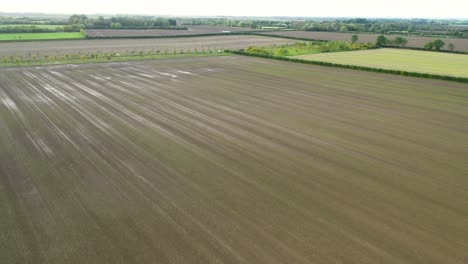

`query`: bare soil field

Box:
[0,35,295,57]
[261,31,468,52]
[86,25,261,38]
[1,56,468,264]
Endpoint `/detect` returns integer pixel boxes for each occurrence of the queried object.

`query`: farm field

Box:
[86,25,262,37]
[293,48,468,77]
[261,31,468,52]
[0,24,66,29]
[0,32,84,41]
[0,35,295,57]
[1,56,467,263]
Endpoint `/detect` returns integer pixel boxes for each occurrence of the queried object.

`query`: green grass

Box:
[246,41,373,57]
[293,48,468,78]
[256,44,322,56]
[0,24,65,29]
[0,32,84,41]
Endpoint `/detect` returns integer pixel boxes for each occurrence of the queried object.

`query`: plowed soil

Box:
[1,56,467,264]
[0,35,295,57]
[261,31,468,52]
[86,26,261,37]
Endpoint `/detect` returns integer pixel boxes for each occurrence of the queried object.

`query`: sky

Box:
[2,0,468,19]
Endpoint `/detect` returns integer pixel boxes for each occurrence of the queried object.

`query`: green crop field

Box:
[293,48,468,77]
[1,56,467,263]
[0,32,84,41]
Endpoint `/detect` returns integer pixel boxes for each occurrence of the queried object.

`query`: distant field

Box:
[1,56,467,263]
[86,25,261,38]
[0,32,84,41]
[293,48,468,77]
[0,24,65,29]
[0,35,295,57]
[260,31,468,52]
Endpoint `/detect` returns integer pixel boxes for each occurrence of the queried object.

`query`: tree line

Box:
[0,15,181,33]
[178,17,468,39]
[374,35,456,51]
[68,15,179,30]
[1,15,467,39]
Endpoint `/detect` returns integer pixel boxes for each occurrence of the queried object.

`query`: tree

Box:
[351,34,359,43]
[69,14,88,25]
[168,19,177,26]
[448,43,455,51]
[110,22,122,29]
[432,39,445,51]
[375,35,388,47]
[394,36,408,46]
[339,25,349,33]
[424,41,434,50]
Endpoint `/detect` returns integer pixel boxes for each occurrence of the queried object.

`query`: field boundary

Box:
[0,37,87,43]
[0,52,226,68]
[225,49,468,83]
[0,31,270,42]
[380,45,468,55]
[92,31,467,57]
[85,31,366,44]
[252,33,468,55]
[84,31,273,39]
[256,29,468,40]
[252,32,468,55]
[1,31,468,58]
[248,32,330,42]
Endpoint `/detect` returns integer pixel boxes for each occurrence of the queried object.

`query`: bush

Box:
[424,41,434,50]
[246,46,272,55]
[375,35,388,47]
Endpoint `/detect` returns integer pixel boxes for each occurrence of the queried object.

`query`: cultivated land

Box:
[293,48,468,77]
[1,56,467,264]
[0,32,84,41]
[86,25,261,38]
[0,35,295,57]
[261,31,468,52]
[0,24,66,29]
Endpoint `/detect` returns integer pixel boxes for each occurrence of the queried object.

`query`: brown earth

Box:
[0,35,295,57]
[86,25,261,37]
[1,56,468,264]
[261,31,468,52]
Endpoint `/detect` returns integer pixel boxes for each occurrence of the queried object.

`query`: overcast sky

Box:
[2,0,468,19]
